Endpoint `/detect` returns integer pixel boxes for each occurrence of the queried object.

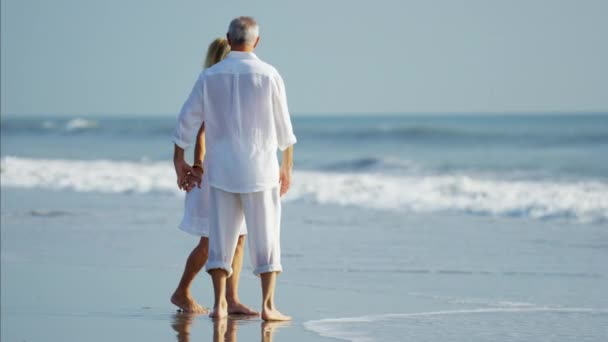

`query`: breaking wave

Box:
[1,156,607,223]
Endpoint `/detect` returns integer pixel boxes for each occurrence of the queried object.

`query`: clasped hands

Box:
[174,158,203,192]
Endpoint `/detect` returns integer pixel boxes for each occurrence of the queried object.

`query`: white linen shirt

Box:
[173,51,297,193]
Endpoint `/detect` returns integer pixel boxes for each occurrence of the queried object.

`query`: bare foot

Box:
[261,307,292,321]
[228,301,259,316]
[171,291,208,314]
[209,301,228,319]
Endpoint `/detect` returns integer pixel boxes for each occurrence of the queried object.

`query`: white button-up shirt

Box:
[173,51,297,193]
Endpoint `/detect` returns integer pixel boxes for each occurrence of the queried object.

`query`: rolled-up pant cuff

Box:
[254,264,283,276]
[206,261,233,277]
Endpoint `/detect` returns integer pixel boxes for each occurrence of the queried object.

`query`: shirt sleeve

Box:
[172,73,205,149]
[271,72,297,151]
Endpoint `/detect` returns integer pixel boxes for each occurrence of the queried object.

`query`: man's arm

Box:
[173,74,205,191]
[173,144,191,190]
[272,72,297,196]
[279,145,293,196]
[271,73,297,151]
[271,72,296,196]
[174,143,202,192]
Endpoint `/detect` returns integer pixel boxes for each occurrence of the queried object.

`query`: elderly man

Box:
[173,16,296,321]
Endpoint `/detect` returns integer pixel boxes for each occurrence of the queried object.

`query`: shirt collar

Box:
[226,51,259,60]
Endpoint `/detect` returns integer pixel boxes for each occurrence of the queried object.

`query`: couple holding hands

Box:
[170,16,296,322]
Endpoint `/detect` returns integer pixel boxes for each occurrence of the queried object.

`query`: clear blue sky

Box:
[1,0,607,116]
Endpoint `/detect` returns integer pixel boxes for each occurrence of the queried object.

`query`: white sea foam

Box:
[0,156,178,195]
[65,118,99,131]
[303,307,608,342]
[2,156,607,223]
[288,170,608,223]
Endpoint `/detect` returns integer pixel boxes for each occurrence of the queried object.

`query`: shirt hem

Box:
[278,135,297,151]
[209,181,280,194]
[172,136,190,149]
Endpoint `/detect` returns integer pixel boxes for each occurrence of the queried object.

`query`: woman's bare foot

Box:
[261,307,292,321]
[227,301,259,316]
[171,291,208,314]
[209,300,228,319]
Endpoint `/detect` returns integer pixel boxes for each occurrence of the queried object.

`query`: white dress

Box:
[179,163,247,237]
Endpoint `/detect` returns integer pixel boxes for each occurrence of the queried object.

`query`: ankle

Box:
[173,288,190,297]
[263,299,275,311]
[226,295,240,305]
[215,298,228,308]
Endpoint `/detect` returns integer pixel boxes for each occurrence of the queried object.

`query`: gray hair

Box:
[227,16,259,46]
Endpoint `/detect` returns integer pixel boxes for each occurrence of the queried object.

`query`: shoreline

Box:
[2,188,607,341]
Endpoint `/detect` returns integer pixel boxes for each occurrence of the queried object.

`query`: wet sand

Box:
[2,188,607,341]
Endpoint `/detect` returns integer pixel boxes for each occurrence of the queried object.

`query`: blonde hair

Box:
[203,38,230,69]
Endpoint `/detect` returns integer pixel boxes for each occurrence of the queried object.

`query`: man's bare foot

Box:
[228,301,259,316]
[171,291,208,314]
[261,307,292,321]
[209,301,228,319]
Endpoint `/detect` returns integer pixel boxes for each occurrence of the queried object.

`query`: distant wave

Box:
[1,117,100,134]
[2,156,607,223]
[321,157,422,173]
[28,210,74,217]
[64,118,99,132]
[307,126,608,145]
[3,117,607,146]
[314,126,486,140]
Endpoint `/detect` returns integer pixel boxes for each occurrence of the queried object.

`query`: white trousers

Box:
[206,186,283,276]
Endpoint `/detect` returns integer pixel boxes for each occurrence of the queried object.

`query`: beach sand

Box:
[1,188,332,341]
[2,187,607,341]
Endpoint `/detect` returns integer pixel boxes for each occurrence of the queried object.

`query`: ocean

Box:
[2,113,608,341]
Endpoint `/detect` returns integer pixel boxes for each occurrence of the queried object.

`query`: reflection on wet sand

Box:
[171,313,290,341]
[171,313,196,342]
[261,321,291,342]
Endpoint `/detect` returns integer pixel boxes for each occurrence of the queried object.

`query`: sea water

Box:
[2,113,608,222]
[1,113,607,341]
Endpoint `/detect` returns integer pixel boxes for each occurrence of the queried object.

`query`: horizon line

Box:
[1,110,608,119]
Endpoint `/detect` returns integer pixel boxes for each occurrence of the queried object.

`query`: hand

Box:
[182,169,203,192]
[190,166,204,189]
[182,167,203,192]
[279,164,292,196]
[174,158,201,192]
